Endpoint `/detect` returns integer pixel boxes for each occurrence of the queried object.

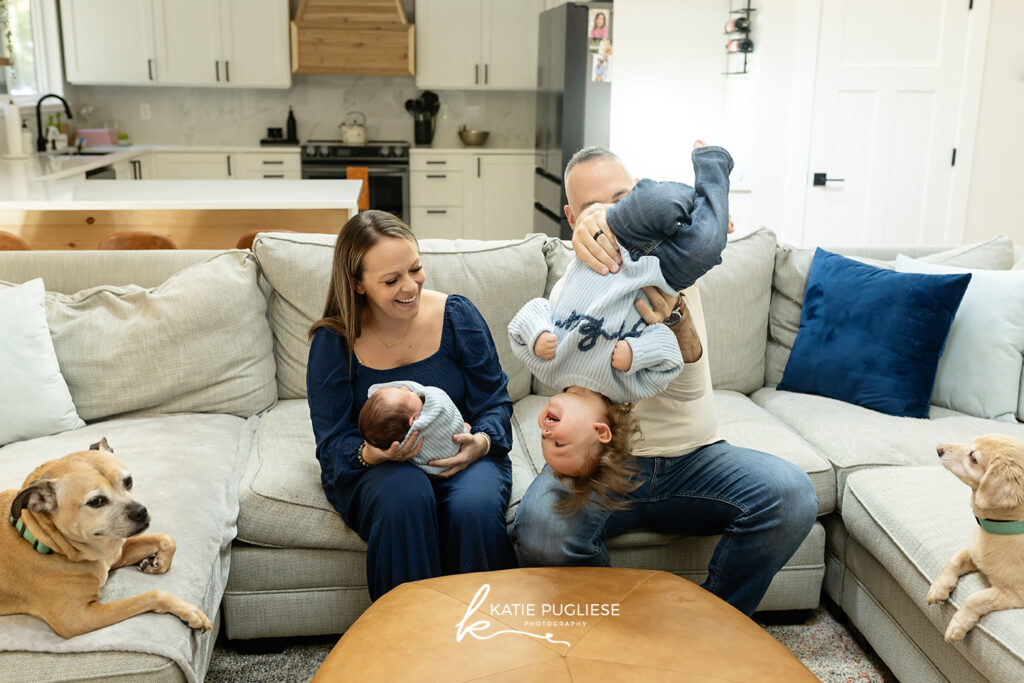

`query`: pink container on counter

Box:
[75,128,118,147]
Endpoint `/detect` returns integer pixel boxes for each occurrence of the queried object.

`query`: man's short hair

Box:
[563,146,627,188]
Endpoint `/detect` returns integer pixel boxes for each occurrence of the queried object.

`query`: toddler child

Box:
[508,142,733,511]
[358,381,468,476]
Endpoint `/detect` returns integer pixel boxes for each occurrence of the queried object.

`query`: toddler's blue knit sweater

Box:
[367,380,467,475]
[508,246,683,403]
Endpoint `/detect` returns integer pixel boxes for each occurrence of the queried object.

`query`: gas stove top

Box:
[301,140,410,162]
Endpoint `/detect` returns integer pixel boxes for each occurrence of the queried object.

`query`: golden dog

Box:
[927,434,1024,641]
[0,439,212,638]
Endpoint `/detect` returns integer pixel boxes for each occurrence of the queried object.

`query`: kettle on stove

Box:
[339,111,367,146]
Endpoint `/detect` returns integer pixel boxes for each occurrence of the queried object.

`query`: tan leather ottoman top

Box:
[313,567,816,682]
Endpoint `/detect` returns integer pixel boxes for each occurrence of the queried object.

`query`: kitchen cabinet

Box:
[415,0,543,90]
[152,150,299,180]
[409,150,533,240]
[59,0,290,88]
[112,153,153,180]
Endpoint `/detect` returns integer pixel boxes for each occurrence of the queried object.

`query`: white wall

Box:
[965,0,1024,246]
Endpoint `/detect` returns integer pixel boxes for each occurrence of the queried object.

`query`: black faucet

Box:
[35,93,73,152]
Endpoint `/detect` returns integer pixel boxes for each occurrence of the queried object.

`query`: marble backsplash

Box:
[64,75,537,150]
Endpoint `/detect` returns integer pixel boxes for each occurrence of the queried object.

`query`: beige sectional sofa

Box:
[1,229,1022,682]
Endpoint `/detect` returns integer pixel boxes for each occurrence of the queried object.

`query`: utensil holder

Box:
[414,119,435,145]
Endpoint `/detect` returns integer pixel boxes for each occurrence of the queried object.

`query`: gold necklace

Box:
[370,318,415,349]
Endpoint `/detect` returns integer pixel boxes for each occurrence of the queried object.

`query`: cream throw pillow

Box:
[0,279,84,445]
[895,255,1024,421]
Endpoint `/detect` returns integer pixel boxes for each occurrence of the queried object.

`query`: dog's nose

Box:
[936,445,945,457]
[127,503,148,523]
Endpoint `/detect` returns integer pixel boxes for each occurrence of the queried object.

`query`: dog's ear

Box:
[10,479,58,519]
[89,437,113,453]
[975,458,1024,510]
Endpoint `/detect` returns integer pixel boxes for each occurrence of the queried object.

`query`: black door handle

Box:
[813,172,844,186]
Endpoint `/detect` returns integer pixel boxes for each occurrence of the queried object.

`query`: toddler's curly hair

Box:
[552,399,642,516]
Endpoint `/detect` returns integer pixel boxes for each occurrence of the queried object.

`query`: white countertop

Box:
[410,147,534,155]
[0,178,360,211]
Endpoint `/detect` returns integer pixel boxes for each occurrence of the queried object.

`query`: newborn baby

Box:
[358,380,468,475]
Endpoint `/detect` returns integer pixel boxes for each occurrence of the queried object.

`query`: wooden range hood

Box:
[291,0,414,77]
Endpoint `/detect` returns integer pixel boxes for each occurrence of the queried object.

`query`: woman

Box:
[306,210,517,600]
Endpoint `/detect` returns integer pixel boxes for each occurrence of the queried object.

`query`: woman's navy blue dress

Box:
[307,294,517,599]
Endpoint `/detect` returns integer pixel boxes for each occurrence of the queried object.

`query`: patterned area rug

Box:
[206,602,897,682]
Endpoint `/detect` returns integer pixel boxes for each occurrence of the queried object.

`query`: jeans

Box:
[511,440,818,616]
[606,145,734,292]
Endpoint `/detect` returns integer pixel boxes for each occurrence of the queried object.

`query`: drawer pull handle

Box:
[426,210,447,214]
[262,160,285,165]
[425,161,447,165]
[426,174,448,179]
[263,174,285,178]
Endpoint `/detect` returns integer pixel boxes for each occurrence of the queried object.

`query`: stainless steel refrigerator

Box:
[534,1,613,240]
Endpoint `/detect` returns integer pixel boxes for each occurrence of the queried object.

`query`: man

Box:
[511,145,818,616]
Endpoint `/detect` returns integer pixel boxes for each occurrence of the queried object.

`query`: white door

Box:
[60,0,155,84]
[803,0,970,246]
[151,0,221,85]
[415,0,483,89]
[471,154,535,240]
[481,0,542,89]
[220,0,292,88]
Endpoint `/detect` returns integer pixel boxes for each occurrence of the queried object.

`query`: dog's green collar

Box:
[976,516,1024,535]
[8,515,53,554]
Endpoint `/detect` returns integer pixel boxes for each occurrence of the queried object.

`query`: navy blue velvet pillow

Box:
[778,248,971,418]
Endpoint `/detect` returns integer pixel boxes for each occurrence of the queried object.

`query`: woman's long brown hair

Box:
[308,210,419,351]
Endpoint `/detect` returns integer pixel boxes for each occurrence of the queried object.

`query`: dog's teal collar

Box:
[8,515,53,554]
[976,516,1024,535]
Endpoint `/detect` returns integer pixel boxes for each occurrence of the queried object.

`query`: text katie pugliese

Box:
[489,602,621,617]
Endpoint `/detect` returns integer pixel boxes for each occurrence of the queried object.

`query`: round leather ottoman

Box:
[313,567,816,682]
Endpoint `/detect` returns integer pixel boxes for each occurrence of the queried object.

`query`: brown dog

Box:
[927,434,1024,641]
[0,439,212,638]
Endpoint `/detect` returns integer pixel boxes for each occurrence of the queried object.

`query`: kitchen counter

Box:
[410,147,534,155]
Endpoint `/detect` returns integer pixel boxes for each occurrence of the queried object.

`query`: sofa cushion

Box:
[896,256,1024,421]
[537,228,776,395]
[0,279,84,446]
[253,232,550,402]
[778,249,970,419]
[751,387,1024,509]
[765,236,1016,387]
[0,413,254,683]
[842,467,1024,682]
[1,252,276,422]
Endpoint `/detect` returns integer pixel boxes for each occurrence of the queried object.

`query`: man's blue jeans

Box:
[511,440,818,616]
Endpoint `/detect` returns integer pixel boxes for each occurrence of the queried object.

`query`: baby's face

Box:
[377,386,423,424]
[537,387,609,477]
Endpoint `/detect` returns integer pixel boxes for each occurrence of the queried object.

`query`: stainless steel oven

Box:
[301,140,410,221]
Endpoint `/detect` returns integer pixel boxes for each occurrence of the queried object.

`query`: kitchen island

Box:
[0,175,359,250]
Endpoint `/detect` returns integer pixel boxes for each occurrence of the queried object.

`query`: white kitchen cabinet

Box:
[60,0,155,85]
[415,0,542,90]
[235,152,301,179]
[112,153,153,180]
[156,152,233,180]
[59,0,290,88]
[150,150,299,180]
[409,150,534,240]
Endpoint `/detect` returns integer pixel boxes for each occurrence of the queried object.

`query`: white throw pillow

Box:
[895,255,1024,421]
[0,279,85,446]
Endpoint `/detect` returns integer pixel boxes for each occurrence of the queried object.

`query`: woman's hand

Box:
[361,432,423,466]
[571,204,622,275]
[431,424,489,479]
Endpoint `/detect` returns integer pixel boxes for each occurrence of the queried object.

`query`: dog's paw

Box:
[945,612,976,642]
[927,581,951,604]
[136,553,159,573]
[177,603,213,632]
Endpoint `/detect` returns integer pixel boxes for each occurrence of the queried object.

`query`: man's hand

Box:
[361,433,423,466]
[635,287,703,363]
[534,331,557,360]
[611,340,633,371]
[572,203,622,275]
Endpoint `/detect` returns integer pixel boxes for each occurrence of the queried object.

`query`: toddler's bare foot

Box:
[693,139,707,149]
[534,332,557,360]
[611,340,633,371]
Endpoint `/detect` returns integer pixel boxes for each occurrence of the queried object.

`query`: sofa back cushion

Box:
[254,232,550,402]
[0,252,276,422]
[539,228,776,394]
[766,235,1016,387]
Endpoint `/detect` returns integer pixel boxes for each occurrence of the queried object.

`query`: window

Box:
[1,0,62,107]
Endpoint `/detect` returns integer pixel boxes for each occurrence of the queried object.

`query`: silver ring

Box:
[593,229,603,240]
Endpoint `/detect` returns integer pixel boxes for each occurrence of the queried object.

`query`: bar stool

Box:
[97,231,177,250]
[0,230,31,250]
